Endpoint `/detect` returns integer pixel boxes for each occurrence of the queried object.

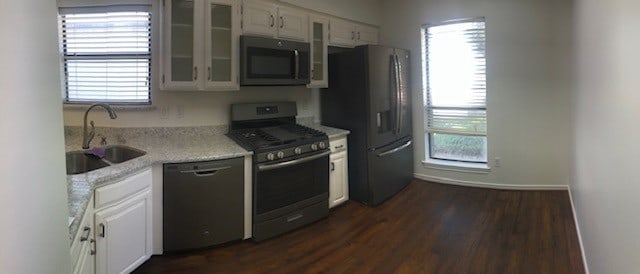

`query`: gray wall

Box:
[573,0,640,272]
[379,0,574,188]
[0,0,71,273]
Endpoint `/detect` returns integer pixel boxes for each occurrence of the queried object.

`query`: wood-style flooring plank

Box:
[133,179,585,274]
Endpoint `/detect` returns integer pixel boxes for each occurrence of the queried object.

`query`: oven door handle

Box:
[257,151,330,171]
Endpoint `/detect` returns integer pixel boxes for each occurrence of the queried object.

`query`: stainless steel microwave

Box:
[240,35,310,86]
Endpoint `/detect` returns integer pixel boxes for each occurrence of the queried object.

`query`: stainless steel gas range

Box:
[227,102,329,241]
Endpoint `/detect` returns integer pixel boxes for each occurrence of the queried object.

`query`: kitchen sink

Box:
[66,151,109,175]
[103,145,146,163]
[66,145,146,174]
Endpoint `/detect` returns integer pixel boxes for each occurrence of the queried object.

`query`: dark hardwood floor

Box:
[133,180,585,274]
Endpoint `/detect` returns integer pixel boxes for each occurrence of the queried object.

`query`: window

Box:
[58,5,152,104]
[421,18,487,163]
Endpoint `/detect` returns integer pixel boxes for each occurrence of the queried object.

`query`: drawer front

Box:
[95,168,152,209]
[329,137,347,153]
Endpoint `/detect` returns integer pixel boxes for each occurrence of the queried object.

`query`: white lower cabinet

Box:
[94,168,153,274]
[329,136,349,208]
[75,242,96,274]
[71,197,95,274]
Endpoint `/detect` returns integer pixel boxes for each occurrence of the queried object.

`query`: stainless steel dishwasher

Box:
[163,157,244,252]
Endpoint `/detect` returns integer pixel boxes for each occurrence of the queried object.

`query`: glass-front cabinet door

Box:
[162,0,239,91]
[204,0,239,90]
[162,0,202,90]
[308,16,328,88]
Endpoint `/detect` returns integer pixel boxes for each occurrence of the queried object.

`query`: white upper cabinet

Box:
[161,0,240,91]
[329,18,378,48]
[308,15,328,88]
[241,0,308,41]
[276,6,308,41]
[328,18,355,47]
[355,24,379,46]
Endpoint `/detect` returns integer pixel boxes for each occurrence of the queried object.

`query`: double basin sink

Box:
[66,145,146,175]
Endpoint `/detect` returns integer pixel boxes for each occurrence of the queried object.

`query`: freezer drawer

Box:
[163,157,244,252]
[366,137,413,206]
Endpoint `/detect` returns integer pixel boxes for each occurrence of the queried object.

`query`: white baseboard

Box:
[567,186,590,274]
[413,173,569,190]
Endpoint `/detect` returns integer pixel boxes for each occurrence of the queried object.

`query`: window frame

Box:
[58,4,153,105]
[421,17,488,164]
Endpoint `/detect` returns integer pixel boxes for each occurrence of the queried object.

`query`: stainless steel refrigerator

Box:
[321,45,413,206]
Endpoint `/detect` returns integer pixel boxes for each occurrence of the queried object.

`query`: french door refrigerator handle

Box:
[394,53,402,134]
[377,140,412,157]
[396,53,404,134]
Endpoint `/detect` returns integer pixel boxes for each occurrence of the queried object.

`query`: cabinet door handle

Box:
[207,66,211,81]
[193,66,198,81]
[270,15,274,27]
[99,223,105,238]
[335,145,344,150]
[351,31,355,40]
[331,162,335,171]
[358,31,361,40]
[90,239,96,255]
[80,226,91,241]
[280,16,284,28]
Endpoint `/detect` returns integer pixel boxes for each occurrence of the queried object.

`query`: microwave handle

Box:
[294,49,299,80]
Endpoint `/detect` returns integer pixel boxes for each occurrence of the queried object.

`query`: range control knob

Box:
[276,151,285,159]
[318,141,327,149]
[294,147,302,155]
[310,143,318,151]
[266,153,275,161]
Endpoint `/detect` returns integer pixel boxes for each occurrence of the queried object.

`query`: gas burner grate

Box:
[281,124,326,138]
[229,128,284,149]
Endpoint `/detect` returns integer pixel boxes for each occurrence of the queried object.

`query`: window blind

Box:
[423,19,487,136]
[59,6,152,103]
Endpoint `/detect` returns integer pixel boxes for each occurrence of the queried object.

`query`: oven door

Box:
[254,151,329,218]
[240,35,310,86]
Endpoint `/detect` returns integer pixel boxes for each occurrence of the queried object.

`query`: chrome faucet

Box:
[82,103,117,149]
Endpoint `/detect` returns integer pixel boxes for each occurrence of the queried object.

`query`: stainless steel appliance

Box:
[227,102,329,241]
[321,45,413,206]
[162,157,244,252]
[240,35,310,86]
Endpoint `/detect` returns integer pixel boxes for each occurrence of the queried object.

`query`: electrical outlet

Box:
[160,106,169,120]
[176,106,184,119]
[494,157,501,168]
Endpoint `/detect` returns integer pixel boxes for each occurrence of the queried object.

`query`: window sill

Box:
[63,103,156,112]
[422,159,490,174]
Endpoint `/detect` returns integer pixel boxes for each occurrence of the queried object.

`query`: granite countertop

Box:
[66,122,349,242]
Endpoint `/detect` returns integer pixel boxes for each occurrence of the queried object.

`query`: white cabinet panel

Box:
[241,0,307,41]
[276,6,307,41]
[329,18,356,47]
[329,137,349,208]
[71,197,95,274]
[95,190,152,274]
[308,16,328,88]
[75,242,95,274]
[241,0,276,36]
[356,24,379,46]
[329,18,378,47]
[162,0,240,91]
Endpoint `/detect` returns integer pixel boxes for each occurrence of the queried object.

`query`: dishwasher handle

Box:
[180,166,231,177]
